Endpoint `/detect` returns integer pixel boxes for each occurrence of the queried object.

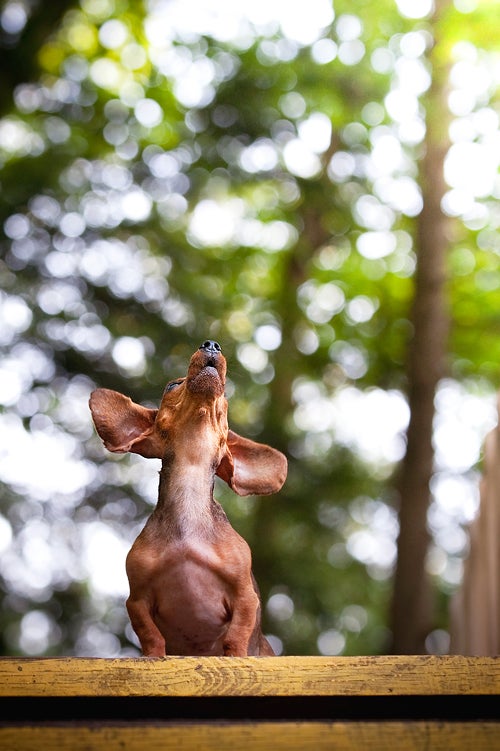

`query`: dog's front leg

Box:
[223,586,260,656]
[126,597,166,657]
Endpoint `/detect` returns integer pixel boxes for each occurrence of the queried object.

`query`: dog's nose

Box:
[199,340,222,354]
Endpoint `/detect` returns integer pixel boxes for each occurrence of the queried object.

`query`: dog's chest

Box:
[153,553,232,654]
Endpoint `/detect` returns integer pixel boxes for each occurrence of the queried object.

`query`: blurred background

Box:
[0,0,499,657]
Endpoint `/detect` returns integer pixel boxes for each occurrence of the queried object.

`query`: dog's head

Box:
[89,341,287,496]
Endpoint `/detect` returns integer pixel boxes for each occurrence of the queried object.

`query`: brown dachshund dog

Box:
[89,340,287,656]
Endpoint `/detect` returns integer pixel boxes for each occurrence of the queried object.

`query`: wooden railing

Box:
[450,402,500,654]
[0,656,498,750]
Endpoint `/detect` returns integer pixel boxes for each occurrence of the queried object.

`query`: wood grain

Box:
[1,722,499,751]
[0,656,498,697]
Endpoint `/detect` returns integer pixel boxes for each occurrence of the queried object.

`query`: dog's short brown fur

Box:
[89,341,287,656]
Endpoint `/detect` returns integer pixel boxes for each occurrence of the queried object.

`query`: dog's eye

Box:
[165,380,182,393]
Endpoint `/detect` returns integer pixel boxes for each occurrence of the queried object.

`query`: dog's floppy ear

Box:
[217,429,287,496]
[89,388,162,459]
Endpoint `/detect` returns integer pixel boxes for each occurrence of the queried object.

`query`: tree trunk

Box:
[390,0,452,654]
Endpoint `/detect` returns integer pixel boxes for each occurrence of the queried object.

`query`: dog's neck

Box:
[149,392,229,539]
[151,453,223,539]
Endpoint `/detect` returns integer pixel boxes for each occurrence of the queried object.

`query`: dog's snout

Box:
[199,340,222,354]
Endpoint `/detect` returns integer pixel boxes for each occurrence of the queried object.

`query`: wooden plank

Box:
[0,656,498,697]
[1,722,499,751]
[450,424,500,655]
